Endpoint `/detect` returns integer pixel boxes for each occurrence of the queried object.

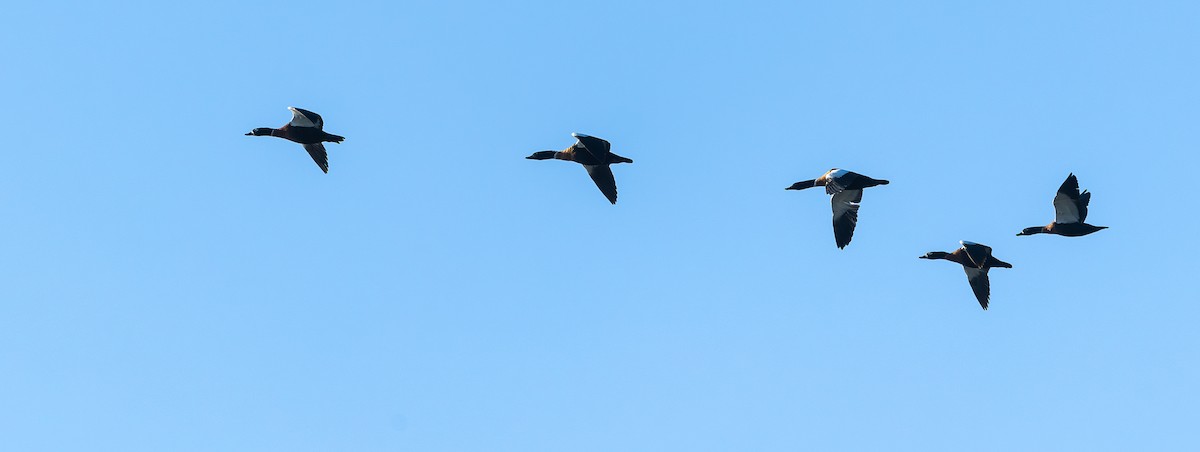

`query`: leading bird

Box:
[1017,173,1107,237]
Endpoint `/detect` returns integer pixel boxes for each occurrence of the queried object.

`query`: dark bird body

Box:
[920,241,1013,310]
[786,168,889,249]
[1017,173,1107,237]
[246,107,345,173]
[527,133,633,204]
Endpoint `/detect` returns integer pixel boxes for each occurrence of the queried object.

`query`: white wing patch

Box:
[831,190,862,218]
[288,107,318,128]
[1053,192,1081,224]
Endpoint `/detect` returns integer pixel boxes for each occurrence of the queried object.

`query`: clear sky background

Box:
[1,1,1198,450]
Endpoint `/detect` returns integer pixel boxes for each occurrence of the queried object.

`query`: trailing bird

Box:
[786,169,889,249]
[920,241,1013,310]
[526,133,633,204]
[246,107,345,173]
[1017,173,1107,237]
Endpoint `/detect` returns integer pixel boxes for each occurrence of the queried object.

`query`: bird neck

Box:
[786,180,816,191]
[1017,226,1047,236]
[526,151,565,161]
[248,127,285,137]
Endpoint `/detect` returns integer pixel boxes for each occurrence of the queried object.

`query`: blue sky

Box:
[1,1,1198,450]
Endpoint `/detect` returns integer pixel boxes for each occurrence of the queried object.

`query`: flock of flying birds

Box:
[246,107,1108,310]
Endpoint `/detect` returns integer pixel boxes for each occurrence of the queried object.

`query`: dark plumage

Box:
[246,107,345,173]
[1017,173,1107,237]
[526,133,633,204]
[920,241,1013,310]
[786,168,889,249]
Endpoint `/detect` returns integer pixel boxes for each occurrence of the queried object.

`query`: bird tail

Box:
[608,153,633,164]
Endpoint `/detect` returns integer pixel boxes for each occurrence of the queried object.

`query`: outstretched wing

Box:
[288,107,324,130]
[584,164,618,204]
[1076,190,1092,223]
[1053,173,1083,224]
[572,133,611,160]
[303,143,329,173]
[831,189,863,249]
[963,267,991,310]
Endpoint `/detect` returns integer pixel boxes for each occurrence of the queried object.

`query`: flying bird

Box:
[246,107,345,173]
[1017,173,1107,237]
[786,169,889,249]
[920,241,1013,310]
[526,133,633,204]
